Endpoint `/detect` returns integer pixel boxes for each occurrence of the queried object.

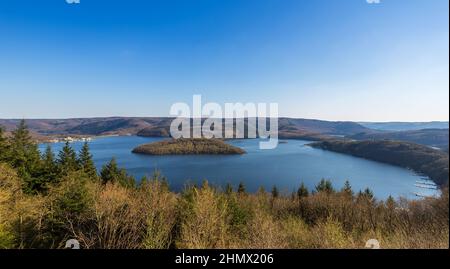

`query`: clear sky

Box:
[0,0,448,121]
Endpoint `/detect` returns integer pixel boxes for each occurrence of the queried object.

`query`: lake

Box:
[39,136,440,200]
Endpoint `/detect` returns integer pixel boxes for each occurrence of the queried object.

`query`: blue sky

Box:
[0,0,448,121]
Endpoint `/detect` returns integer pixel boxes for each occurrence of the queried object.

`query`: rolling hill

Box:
[309,140,449,186]
[0,117,375,140]
[348,129,449,150]
[359,121,449,131]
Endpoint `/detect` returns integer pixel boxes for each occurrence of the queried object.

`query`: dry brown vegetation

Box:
[1,163,448,249]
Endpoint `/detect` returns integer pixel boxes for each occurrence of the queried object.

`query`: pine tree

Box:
[78,142,97,179]
[341,180,353,197]
[363,188,374,200]
[11,120,31,147]
[357,188,375,202]
[42,144,58,182]
[10,120,41,168]
[0,126,9,161]
[43,145,55,165]
[385,195,396,230]
[386,195,396,210]
[297,182,309,199]
[237,182,246,195]
[271,185,279,199]
[100,157,120,184]
[100,157,135,187]
[9,120,42,193]
[139,175,149,187]
[315,179,334,194]
[58,141,79,175]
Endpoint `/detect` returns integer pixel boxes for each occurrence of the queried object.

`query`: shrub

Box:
[0,163,46,248]
[140,176,178,249]
[177,182,229,248]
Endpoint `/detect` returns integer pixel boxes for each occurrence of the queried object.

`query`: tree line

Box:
[0,120,134,194]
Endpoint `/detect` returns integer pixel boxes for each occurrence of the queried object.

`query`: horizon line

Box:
[0,116,449,124]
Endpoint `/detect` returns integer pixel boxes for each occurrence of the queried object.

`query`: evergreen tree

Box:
[341,180,353,197]
[100,157,120,184]
[357,188,375,201]
[100,157,135,187]
[9,120,42,193]
[385,195,397,231]
[78,142,97,179]
[386,195,396,210]
[10,120,41,168]
[43,145,55,166]
[42,144,58,183]
[363,188,374,200]
[315,179,334,194]
[46,170,93,245]
[139,175,149,187]
[237,182,246,195]
[0,126,9,161]
[297,182,309,199]
[271,185,279,199]
[57,141,79,175]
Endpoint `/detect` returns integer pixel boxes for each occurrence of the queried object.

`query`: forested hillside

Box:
[0,117,375,140]
[132,138,246,155]
[349,129,449,149]
[310,140,449,186]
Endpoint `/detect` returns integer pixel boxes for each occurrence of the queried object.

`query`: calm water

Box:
[39,136,440,200]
